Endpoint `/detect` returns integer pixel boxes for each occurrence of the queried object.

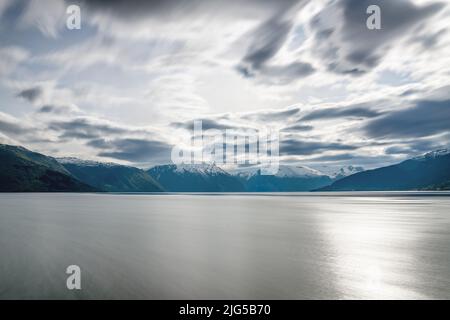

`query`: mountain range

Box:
[0,144,95,192]
[1,143,449,192]
[319,150,450,191]
[58,157,163,192]
[147,163,245,192]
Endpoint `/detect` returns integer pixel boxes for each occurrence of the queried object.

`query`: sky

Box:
[0,0,449,170]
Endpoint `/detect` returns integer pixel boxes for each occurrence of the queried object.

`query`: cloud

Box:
[309,0,445,75]
[301,104,382,121]
[235,0,315,83]
[171,119,231,131]
[37,104,79,115]
[77,0,302,20]
[0,111,33,136]
[281,124,313,132]
[242,107,300,122]
[48,118,128,139]
[0,46,29,76]
[19,0,66,37]
[280,138,358,156]
[252,62,316,85]
[17,87,42,103]
[90,138,172,163]
[364,99,450,139]
[241,17,294,71]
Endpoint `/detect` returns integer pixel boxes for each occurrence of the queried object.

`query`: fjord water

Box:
[1,193,449,299]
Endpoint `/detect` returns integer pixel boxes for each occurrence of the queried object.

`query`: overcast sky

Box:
[0,0,449,169]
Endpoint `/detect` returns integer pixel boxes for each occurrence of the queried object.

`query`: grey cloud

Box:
[236,0,314,83]
[237,62,315,84]
[306,153,396,168]
[92,138,172,162]
[301,104,382,121]
[243,107,300,122]
[384,136,450,156]
[16,87,42,103]
[412,28,447,48]
[171,119,231,131]
[364,99,450,139]
[0,118,28,135]
[280,139,358,156]
[310,0,445,75]
[49,118,128,139]
[241,18,294,71]
[38,104,77,115]
[307,153,356,162]
[281,124,313,132]
[76,0,301,20]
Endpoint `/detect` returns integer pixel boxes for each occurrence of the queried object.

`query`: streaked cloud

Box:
[0,0,449,168]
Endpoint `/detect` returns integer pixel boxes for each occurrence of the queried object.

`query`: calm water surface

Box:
[0,192,449,299]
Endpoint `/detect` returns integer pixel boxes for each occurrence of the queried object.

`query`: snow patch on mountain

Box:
[313,165,365,179]
[275,165,325,178]
[413,149,450,161]
[173,163,229,176]
[56,157,124,168]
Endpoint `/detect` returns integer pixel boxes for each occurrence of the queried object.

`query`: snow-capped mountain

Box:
[147,163,245,192]
[231,164,325,179]
[320,149,450,191]
[231,164,332,192]
[173,163,228,176]
[412,149,450,161]
[312,165,365,180]
[56,157,124,168]
[57,157,163,192]
[274,165,325,178]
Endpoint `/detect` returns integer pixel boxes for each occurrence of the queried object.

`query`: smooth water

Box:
[0,192,449,299]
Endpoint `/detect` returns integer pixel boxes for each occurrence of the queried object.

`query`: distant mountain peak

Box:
[413,149,450,161]
[275,165,325,178]
[56,157,126,168]
[173,162,228,176]
[147,163,245,192]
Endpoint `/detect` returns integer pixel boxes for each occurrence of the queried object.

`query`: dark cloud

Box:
[90,138,172,162]
[281,124,313,132]
[75,0,301,20]
[382,142,443,156]
[0,118,28,135]
[235,0,314,83]
[310,0,445,75]
[49,118,128,139]
[364,99,450,139]
[243,107,300,122]
[307,153,356,162]
[280,139,358,156]
[241,17,294,71]
[301,104,382,122]
[237,62,315,84]
[399,89,419,97]
[306,152,396,167]
[16,87,42,103]
[37,104,75,115]
[171,119,231,131]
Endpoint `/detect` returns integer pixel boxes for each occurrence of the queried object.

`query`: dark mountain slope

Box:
[319,150,450,191]
[0,144,95,192]
[58,158,164,192]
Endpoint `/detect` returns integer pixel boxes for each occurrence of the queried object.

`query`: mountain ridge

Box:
[318,150,450,191]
